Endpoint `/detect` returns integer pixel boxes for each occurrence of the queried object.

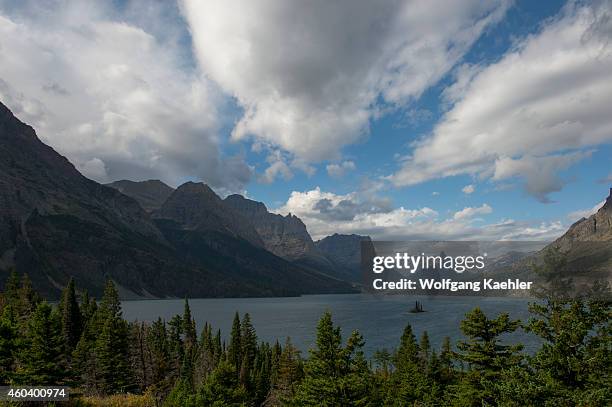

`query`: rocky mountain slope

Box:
[0,101,354,298]
[315,234,372,282]
[223,194,317,259]
[156,183,264,248]
[106,179,174,212]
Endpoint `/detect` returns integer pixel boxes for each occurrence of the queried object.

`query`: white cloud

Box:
[275,187,561,241]
[453,204,492,220]
[567,200,605,222]
[78,158,108,182]
[462,184,475,194]
[390,2,612,201]
[432,191,440,196]
[182,0,510,163]
[326,161,356,178]
[0,1,251,191]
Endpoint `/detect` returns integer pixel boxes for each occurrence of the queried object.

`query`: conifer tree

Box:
[16,302,65,384]
[292,311,371,405]
[94,280,134,394]
[59,278,82,352]
[182,298,197,349]
[227,312,242,370]
[388,323,431,404]
[196,360,248,406]
[265,338,302,406]
[0,305,18,384]
[452,307,523,406]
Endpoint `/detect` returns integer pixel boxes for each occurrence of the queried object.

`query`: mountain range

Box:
[0,101,365,299]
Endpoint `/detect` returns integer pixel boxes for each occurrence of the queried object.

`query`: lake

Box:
[121,294,541,357]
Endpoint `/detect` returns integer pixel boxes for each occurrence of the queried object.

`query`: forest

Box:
[0,252,610,406]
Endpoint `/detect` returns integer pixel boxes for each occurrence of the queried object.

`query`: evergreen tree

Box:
[265,338,302,406]
[0,305,18,384]
[239,312,257,388]
[292,312,371,406]
[15,302,65,384]
[182,298,197,349]
[387,323,432,404]
[59,278,82,352]
[227,312,242,370]
[94,280,134,394]
[195,360,248,406]
[451,308,523,406]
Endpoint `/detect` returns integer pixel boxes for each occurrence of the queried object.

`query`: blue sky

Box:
[0,0,610,240]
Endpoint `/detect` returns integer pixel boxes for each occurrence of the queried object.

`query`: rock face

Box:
[156,183,264,248]
[224,194,316,259]
[106,180,174,212]
[0,101,354,298]
[316,234,372,282]
[554,189,612,248]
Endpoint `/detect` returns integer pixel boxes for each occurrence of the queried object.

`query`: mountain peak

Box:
[107,179,175,212]
[156,181,264,247]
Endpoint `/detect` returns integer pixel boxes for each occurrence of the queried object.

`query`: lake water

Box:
[121,294,541,357]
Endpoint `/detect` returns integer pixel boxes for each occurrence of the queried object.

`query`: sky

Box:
[0,0,611,241]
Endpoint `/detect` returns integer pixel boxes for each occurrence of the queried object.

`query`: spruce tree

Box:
[227,312,242,370]
[0,305,18,384]
[388,323,432,404]
[292,311,371,405]
[94,280,134,394]
[182,298,197,349]
[16,302,65,384]
[452,307,523,406]
[59,278,82,352]
[265,338,302,406]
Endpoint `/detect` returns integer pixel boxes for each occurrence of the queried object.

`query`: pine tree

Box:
[452,307,523,406]
[94,280,134,394]
[59,278,82,352]
[227,312,242,370]
[239,312,257,388]
[182,298,197,349]
[195,360,248,406]
[15,302,65,384]
[292,311,371,405]
[265,338,302,406]
[387,322,432,404]
[0,305,18,384]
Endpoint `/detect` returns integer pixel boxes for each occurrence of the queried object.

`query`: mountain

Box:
[106,179,174,212]
[553,189,612,247]
[543,188,612,283]
[156,183,264,248]
[315,234,372,282]
[487,189,612,295]
[0,101,354,298]
[223,194,317,259]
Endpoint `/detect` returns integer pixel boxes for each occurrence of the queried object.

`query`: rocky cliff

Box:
[224,194,316,260]
[156,183,264,248]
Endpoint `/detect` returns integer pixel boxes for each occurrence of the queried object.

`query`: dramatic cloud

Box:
[391,2,612,201]
[326,161,356,178]
[462,184,475,194]
[275,188,561,241]
[0,0,251,191]
[182,0,510,171]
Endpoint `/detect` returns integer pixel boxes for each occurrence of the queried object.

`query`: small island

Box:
[409,300,425,313]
